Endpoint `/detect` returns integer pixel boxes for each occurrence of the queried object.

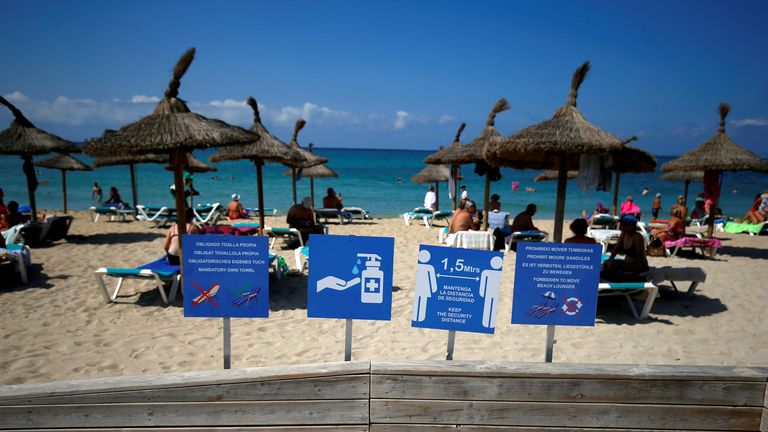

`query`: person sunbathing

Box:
[619,195,641,219]
[322,188,343,210]
[602,215,649,282]
[670,195,688,221]
[287,197,324,244]
[740,193,766,224]
[104,187,128,209]
[564,218,596,244]
[226,193,248,220]
[651,207,686,243]
[0,201,26,230]
[582,201,609,224]
[164,208,201,265]
[448,200,479,233]
[690,197,708,220]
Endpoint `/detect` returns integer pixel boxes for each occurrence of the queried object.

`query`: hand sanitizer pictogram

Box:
[357,253,384,304]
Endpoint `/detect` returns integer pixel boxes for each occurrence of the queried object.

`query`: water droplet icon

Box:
[352,265,360,275]
[356,259,361,265]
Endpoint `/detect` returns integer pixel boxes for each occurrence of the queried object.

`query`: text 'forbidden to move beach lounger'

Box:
[512,243,601,326]
[182,235,270,318]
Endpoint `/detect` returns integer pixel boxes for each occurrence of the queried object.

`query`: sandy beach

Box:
[1,211,767,385]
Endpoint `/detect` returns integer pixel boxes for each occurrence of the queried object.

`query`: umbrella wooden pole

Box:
[291,168,298,205]
[61,170,67,214]
[553,154,568,243]
[172,150,188,254]
[129,163,138,218]
[706,171,721,238]
[684,181,690,205]
[451,165,458,210]
[255,161,265,236]
[435,181,439,211]
[310,177,315,209]
[22,155,37,222]
[482,173,491,230]
[612,173,621,216]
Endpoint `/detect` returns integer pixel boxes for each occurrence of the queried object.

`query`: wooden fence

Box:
[0,361,766,431]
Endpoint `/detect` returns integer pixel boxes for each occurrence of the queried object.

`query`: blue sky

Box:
[1,0,766,155]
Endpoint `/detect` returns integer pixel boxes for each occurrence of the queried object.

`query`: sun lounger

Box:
[341,207,371,220]
[193,203,222,226]
[264,226,303,249]
[589,213,618,230]
[506,230,549,253]
[43,215,73,242]
[402,207,436,226]
[294,246,309,271]
[598,281,659,319]
[314,208,352,224]
[446,231,493,250]
[664,236,721,259]
[246,207,278,217]
[1,244,30,284]
[89,205,133,223]
[650,266,707,297]
[723,220,765,236]
[17,222,46,247]
[94,257,180,305]
[136,205,175,228]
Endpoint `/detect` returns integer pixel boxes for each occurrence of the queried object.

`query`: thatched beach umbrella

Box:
[84,48,255,247]
[282,143,336,208]
[484,61,625,242]
[34,153,92,213]
[210,97,315,233]
[660,170,703,203]
[164,153,217,173]
[424,123,468,210]
[411,164,450,211]
[534,170,579,182]
[0,97,78,221]
[608,137,657,215]
[662,103,768,236]
[463,99,510,229]
[93,152,168,216]
[283,119,326,205]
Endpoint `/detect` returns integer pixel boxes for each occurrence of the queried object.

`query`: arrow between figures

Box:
[437,274,480,281]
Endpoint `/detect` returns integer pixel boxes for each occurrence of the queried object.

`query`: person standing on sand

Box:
[651,193,662,219]
[423,186,436,211]
[91,182,102,204]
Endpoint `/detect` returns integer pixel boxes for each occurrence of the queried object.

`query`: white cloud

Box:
[438,115,456,124]
[130,95,160,103]
[5,91,28,102]
[209,98,248,108]
[2,91,148,126]
[394,110,410,130]
[731,118,768,127]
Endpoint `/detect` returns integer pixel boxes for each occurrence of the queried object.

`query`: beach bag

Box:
[647,236,665,257]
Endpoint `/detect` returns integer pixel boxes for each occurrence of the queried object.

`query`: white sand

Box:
[1,211,766,385]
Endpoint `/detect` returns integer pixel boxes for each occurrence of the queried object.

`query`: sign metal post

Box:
[446,330,456,360]
[344,319,353,361]
[223,317,231,369]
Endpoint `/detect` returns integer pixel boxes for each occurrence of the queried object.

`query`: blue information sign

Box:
[411,245,504,334]
[182,234,270,318]
[511,243,601,326]
[308,235,394,320]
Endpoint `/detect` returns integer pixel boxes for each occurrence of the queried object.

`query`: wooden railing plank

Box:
[371,375,765,406]
[371,426,738,432]
[2,375,369,405]
[370,399,761,431]
[371,361,768,382]
[0,361,371,402]
[2,428,369,432]
[0,400,370,428]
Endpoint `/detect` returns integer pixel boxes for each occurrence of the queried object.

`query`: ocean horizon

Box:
[1,147,765,220]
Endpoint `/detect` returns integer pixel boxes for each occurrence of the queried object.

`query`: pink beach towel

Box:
[664,237,722,249]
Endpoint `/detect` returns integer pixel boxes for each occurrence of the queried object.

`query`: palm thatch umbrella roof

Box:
[283,119,326,168]
[34,153,92,171]
[0,96,79,220]
[164,153,217,173]
[282,144,335,178]
[483,61,624,242]
[34,153,92,213]
[661,171,704,182]
[0,97,79,156]
[423,123,467,165]
[464,98,510,229]
[609,137,656,173]
[92,153,168,167]
[484,62,624,170]
[412,164,451,183]
[83,49,255,158]
[662,103,767,173]
[209,97,307,166]
[534,170,578,182]
[84,47,258,245]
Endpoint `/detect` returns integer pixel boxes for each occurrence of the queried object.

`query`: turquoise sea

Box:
[0,148,765,220]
